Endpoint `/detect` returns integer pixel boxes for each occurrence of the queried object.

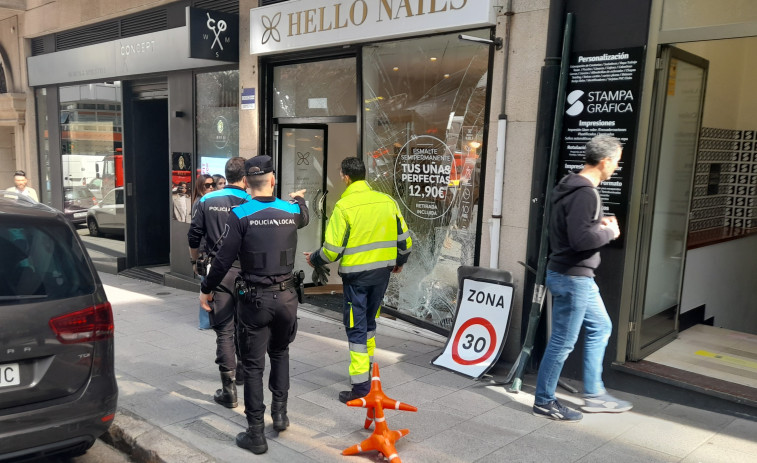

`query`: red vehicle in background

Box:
[101,148,193,194]
[101,148,123,195]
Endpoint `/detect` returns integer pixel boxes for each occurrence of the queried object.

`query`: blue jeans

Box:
[534,270,612,404]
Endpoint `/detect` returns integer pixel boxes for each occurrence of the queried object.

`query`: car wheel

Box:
[87,217,101,237]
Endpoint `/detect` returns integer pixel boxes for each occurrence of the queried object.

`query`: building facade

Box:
[15,0,757,393]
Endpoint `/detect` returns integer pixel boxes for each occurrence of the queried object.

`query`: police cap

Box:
[245,155,274,176]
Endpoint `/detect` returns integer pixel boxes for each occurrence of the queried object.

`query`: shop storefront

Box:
[27,3,239,281]
[247,1,499,331]
[539,0,757,397]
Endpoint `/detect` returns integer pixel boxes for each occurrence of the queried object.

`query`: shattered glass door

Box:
[362,29,492,329]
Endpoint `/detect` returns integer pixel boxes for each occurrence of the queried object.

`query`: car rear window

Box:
[0,219,96,303]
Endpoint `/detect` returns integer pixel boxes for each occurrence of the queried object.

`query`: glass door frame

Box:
[628,45,709,360]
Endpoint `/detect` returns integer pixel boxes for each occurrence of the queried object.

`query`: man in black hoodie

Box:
[532,134,632,422]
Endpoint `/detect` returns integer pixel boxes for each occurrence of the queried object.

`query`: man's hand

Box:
[601,216,621,240]
[392,265,403,274]
[199,292,214,312]
[303,251,315,268]
[289,189,306,199]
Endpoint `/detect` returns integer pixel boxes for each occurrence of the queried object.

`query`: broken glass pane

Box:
[362,29,491,329]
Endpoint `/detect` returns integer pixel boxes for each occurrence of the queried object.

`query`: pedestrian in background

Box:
[305,156,412,403]
[200,155,308,455]
[7,170,39,202]
[172,182,191,223]
[189,158,251,409]
[532,134,632,422]
[213,174,226,189]
[192,173,215,330]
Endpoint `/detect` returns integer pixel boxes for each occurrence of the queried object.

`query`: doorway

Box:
[124,85,170,268]
[629,46,709,359]
[277,122,357,284]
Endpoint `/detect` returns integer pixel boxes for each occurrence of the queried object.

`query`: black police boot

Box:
[271,400,289,432]
[235,361,244,386]
[213,371,237,408]
[236,420,267,454]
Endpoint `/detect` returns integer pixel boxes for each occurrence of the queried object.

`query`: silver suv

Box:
[0,192,118,460]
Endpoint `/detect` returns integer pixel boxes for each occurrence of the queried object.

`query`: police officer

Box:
[188,157,251,409]
[305,157,412,403]
[199,155,308,455]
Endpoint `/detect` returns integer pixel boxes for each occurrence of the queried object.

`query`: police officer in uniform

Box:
[200,155,308,455]
[188,157,251,409]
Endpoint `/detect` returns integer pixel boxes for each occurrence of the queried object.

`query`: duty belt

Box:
[251,278,295,292]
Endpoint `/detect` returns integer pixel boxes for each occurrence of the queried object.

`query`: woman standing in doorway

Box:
[192,174,215,330]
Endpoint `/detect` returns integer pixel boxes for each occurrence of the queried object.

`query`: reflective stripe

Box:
[367,330,376,339]
[339,260,396,273]
[398,230,410,240]
[343,240,396,255]
[374,416,386,423]
[398,248,411,255]
[318,248,334,263]
[349,302,354,328]
[349,342,368,353]
[324,242,345,254]
[350,370,370,384]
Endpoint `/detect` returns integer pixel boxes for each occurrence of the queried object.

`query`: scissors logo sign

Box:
[206,12,227,51]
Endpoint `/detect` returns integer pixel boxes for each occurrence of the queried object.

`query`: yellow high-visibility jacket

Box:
[313,180,411,283]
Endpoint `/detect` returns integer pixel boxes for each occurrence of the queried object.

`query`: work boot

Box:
[213,370,238,408]
[338,380,370,404]
[271,400,289,432]
[236,420,267,454]
[235,361,244,386]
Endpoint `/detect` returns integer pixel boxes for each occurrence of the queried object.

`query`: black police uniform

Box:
[188,185,251,404]
[201,185,309,436]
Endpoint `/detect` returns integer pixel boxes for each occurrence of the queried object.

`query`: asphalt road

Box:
[39,439,131,463]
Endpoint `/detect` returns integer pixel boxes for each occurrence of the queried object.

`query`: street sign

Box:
[432,277,513,379]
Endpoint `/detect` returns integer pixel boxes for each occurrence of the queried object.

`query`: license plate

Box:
[73,212,87,218]
[0,363,20,387]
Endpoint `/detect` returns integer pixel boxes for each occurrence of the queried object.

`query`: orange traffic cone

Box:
[345,363,417,429]
[342,398,409,463]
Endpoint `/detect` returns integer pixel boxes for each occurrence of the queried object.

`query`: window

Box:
[362,29,491,329]
[0,220,96,301]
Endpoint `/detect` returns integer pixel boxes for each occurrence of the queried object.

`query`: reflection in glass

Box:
[35,88,51,205]
[362,29,491,329]
[195,70,239,199]
[59,83,123,240]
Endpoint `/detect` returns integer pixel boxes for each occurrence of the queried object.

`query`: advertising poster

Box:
[559,47,645,239]
[394,135,454,220]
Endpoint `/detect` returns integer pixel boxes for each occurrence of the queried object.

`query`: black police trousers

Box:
[237,282,298,424]
[208,268,240,373]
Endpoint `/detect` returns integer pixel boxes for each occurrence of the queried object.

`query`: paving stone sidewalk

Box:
[101,273,757,463]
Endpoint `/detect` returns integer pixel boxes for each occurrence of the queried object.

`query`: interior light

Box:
[444,74,450,79]
[393,67,399,71]
[430,57,437,61]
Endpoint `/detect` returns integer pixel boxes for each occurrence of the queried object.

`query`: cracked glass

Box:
[362,29,491,329]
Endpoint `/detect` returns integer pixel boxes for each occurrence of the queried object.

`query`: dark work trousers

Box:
[343,277,389,394]
[238,285,298,424]
[208,267,240,373]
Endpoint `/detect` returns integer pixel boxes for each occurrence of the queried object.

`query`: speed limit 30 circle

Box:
[451,317,497,365]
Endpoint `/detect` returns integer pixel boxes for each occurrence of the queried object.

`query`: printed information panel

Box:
[559,47,645,244]
[432,278,513,379]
